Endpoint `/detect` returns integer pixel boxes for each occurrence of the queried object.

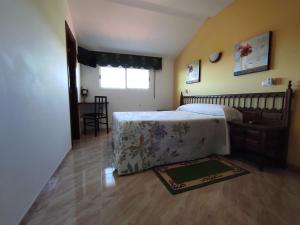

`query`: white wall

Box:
[80,58,174,126]
[0,1,73,225]
[65,0,76,35]
[76,63,81,102]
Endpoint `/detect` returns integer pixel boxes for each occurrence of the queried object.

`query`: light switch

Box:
[185,89,190,94]
[262,78,273,87]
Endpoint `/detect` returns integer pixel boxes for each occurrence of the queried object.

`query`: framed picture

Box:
[186,60,201,84]
[234,31,272,76]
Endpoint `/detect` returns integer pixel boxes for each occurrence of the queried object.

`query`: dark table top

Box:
[228,120,286,130]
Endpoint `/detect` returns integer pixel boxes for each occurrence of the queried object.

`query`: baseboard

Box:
[18,147,72,225]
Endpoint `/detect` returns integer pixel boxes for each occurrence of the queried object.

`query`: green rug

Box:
[153,156,249,194]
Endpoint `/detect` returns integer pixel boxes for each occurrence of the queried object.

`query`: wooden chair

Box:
[82,96,109,136]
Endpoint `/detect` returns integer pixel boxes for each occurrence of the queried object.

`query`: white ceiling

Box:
[68,0,232,58]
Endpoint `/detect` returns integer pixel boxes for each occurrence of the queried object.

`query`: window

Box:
[99,67,126,89]
[99,66,149,89]
[126,68,149,89]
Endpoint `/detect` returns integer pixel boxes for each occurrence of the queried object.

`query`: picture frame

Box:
[186,60,201,84]
[234,31,272,76]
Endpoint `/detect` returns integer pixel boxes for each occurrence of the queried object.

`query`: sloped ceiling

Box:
[68,0,232,57]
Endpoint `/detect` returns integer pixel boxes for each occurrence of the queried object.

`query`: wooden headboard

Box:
[180,81,293,127]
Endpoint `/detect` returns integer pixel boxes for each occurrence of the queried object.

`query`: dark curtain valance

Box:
[78,47,162,70]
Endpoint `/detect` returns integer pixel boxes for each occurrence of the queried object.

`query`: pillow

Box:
[176,104,242,121]
[177,104,225,116]
[223,106,243,121]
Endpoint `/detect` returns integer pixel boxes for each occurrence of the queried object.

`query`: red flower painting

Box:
[234,32,271,76]
[187,64,193,73]
[238,43,253,57]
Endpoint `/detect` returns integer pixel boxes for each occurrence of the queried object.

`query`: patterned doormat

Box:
[153,156,249,194]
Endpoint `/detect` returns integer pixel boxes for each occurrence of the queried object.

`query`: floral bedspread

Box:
[112,111,229,175]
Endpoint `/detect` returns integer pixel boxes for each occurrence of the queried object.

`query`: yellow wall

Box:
[174,0,300,167]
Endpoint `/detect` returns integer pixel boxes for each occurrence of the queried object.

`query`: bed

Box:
[112,81,292,175]
[112,104,242,175]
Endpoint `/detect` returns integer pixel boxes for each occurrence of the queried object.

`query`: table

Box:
[228,120,288,170]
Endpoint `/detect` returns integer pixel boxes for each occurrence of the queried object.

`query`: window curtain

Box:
[78,47,162,70]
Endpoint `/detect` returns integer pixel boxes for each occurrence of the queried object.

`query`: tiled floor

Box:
[21,132,300,225]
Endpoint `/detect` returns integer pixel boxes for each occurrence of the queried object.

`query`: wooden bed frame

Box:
[179,81,293,169]
[180,81,292,126]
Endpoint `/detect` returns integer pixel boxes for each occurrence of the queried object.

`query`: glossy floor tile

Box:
[21,131,300,225]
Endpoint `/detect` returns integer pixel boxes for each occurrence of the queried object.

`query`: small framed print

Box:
[186,60,201,84]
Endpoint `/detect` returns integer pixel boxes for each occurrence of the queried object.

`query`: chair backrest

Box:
[94,96,108,115]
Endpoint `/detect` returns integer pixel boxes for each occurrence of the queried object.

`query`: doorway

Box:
[65,21,80,140]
